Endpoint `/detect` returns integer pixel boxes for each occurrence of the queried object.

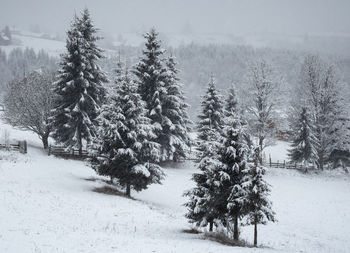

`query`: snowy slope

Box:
[1,121,350,253]
[0,33,65,57]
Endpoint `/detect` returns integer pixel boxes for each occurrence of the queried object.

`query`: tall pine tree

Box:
[217,115,250,240]
[133,29,167,157]
[288,107,318,168]
[91,67,164,197]
[51,11,106,154]
[184,76,224,232]
[197,76,224,150]
[161,55,191,161]
[240,147,276,247]
[225,84,239,118]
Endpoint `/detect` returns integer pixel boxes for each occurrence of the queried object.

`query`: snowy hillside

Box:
[1,120,350,253]
[0,32,65,57]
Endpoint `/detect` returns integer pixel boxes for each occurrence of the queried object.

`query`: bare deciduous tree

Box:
[3,68,55,149]
[247,60,280,163]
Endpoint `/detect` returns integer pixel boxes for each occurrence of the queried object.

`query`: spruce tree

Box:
[288,107,318,168]
[51,11,106,155]
[78,8,108,97]
[91,68,164,197]
[133,28,167,157]
[184,77,224,231]
[225,84,239,118]
[217,115,250,240]
[240,147,276,247]
[161,55,191,161]
[197,76,224,152]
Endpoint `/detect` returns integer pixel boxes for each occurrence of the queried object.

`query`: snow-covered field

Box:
[1,121,350,253]
[0,34,65,57]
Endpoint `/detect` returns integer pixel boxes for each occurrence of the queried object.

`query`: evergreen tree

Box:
[91,68,164,197]
[240,147,276,247]
[184,77,224,232]
[197,76,224,152]
[78,8,108,98]
[217,115,250,240]
[288,107,318,168]
[133,28,167,156]
[298,55,342,169]
[161,55,191,161]
[225,84,239,118]
[51,11,106,155]
[184,155,223,232]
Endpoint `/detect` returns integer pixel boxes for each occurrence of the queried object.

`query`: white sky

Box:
[1,0,350,36]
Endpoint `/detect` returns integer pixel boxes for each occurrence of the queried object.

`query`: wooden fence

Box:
[263,158,315,171]
[0,140,27,154]
[48,145,90,160]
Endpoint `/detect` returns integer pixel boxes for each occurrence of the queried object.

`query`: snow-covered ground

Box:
[0,34,65,57]
[1,121,350,253]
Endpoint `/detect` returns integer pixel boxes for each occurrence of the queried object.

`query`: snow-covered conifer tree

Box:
[298,55,342,169]
[184,77,224,231]
[225,84,239,118]
[51,11,106,155]
[184,156,223,232]
[133,28,167,155]
[91,67,164,197]
[218,115,250,240]
[288,107,318,168]
[78,8,108,98]
[197,76,224,153]
[240,147,276,247]
[161,55,192,161]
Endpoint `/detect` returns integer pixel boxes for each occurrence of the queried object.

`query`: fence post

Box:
[48,145,51,156]
[269,154,272,167]
[284,160,286,168]
[23,140,27,154]
[18,141,27,154]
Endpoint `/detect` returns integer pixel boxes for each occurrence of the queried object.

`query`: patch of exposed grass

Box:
[182,228,202,234]
[92,186,125,197]
[203,232,252,248]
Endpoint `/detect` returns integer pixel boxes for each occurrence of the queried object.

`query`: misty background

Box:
[1,0,350,119]
[2,0,350,36]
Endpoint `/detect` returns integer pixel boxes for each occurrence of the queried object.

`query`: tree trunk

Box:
[209,221,213,232]
[233,216,239,240]
[78,130,83,157]
[258,136,264,165]
[126,183,131,197]
[318,151,324,170]
[254,221,258,247]
[42,135,49,149]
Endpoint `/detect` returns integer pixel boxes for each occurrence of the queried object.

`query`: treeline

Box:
[0,47,56,99]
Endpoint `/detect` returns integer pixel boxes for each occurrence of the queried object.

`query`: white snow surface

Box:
[0,34,65,57]
[1,121,350,253]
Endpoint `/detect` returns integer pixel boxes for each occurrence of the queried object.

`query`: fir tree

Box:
[185,77,224,232]
[133,28,167,156]
[77,8,108,101]
[161,55,191,161]
[225,84,239,118]
[51,11,106,155]
[240,147,276,247]
[184,155,223,232]
[217,115,250,240]
[288,107,318,168]
[197,76,224,152]
[91,68,164,197]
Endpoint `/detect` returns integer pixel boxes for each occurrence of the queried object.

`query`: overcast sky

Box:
[1,0,350,36]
